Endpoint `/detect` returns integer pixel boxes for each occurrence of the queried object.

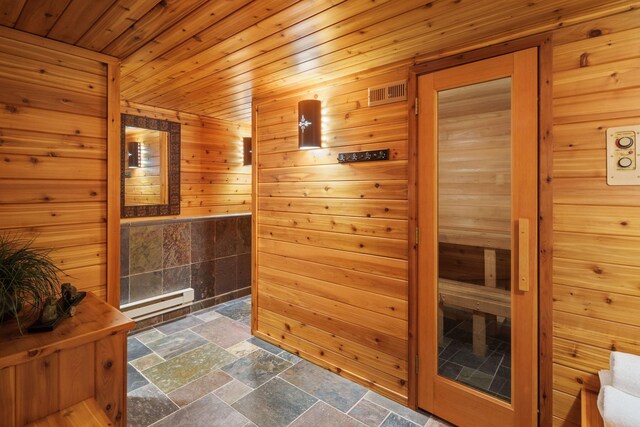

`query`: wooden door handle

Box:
[518,218,530,292]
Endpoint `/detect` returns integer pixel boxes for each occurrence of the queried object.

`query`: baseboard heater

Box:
[121,288,194,321]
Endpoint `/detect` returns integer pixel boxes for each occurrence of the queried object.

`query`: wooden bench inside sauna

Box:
[437,233,511,357]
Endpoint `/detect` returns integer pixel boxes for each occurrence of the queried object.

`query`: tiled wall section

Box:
[121,214,251,310]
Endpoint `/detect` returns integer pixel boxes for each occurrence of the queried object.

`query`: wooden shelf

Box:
[26,398,112,427]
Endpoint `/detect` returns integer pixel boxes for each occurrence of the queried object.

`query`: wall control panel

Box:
[607,126,640,185]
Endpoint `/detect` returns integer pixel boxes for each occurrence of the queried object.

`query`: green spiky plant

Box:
[0,234,62,334]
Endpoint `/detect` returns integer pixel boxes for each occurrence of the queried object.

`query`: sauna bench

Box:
[0,292,135,427]
[438,278,510,357]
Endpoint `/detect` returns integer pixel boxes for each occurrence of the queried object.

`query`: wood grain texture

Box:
[25,398,113,427]
[0,293,133,427]
[254,69,410,403]
[550,8,640,425]
[0,30,111,300]
[1,0,637,120]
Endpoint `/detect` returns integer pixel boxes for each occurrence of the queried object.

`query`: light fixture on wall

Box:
[298,99,322,149]
[128,141,141,168]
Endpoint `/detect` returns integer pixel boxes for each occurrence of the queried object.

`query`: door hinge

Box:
[415,354,419,374]
[415,97,419,115]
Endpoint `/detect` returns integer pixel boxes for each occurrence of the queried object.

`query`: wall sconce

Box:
[243,137,252,166]
[128,141,141,168]
[298,99,322,149]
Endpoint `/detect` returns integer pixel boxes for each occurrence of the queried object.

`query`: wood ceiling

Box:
[0,0,637,123]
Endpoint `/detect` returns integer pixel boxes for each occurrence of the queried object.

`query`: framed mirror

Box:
[121,114,181,218]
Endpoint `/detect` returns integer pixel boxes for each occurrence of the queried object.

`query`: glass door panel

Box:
[436,78,512,402]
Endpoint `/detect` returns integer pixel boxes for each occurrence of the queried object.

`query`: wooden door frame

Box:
[407,33,553,426]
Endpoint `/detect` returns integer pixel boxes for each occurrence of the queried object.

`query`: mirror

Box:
[121,114,180,218]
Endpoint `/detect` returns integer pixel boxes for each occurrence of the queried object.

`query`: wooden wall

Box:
[254,67,410,402]
[0,30,115,300]
[120,102,251,220]
[253,6,640,419]
[550,10,640,427]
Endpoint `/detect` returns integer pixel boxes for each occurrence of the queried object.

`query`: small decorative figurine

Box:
[39,297,59,324]
[61,283,78,304]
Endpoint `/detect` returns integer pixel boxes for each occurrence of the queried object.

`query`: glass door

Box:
[417,49,538,427]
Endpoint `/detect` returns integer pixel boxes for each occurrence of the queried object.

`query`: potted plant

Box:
[0,234,63,334]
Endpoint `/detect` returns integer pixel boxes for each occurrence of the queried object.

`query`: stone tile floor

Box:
[438,316,511,401]
[127,296,453,427]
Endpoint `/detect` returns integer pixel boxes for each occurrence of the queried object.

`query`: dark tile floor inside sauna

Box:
[438,315,511,401]
[127,296,452,427]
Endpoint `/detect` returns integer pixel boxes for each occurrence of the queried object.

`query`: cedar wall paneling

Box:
[254,7,640,416]
[551,10,640,427]
[0,33,110,299]
[254,67,411,402]
[120,102,251,220]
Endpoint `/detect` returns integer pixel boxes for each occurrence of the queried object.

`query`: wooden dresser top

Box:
[0,292,134,369]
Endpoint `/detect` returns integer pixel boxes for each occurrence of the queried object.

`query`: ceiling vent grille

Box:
[368,80,407,107]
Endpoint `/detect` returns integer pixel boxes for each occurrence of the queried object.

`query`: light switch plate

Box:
[607,125,640,186]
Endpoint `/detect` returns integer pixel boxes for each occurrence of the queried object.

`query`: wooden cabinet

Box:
[0,293,134,426]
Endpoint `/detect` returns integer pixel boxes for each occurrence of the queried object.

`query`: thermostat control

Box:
[607,126,640,185]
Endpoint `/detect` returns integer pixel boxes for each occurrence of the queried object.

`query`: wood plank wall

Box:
[0,32,110,299]
[120,102,251,220]
[254,67,411,402]
[551,10,640,427]
[254,7,640,417]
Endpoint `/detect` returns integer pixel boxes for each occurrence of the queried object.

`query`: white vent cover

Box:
[368,80,407,106]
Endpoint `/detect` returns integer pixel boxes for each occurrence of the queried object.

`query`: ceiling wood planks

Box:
[0,0,638,123]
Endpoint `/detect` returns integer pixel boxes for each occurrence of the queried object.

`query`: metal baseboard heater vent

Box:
[368,80,407,106]
[121,288,194,321]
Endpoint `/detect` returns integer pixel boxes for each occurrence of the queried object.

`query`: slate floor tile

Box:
[146,329,208,359]
[127,384,178,427]
[217,300,252,324]
[128,364,149,392]
[278,350,303,364]
[143,343,237,393]
[167,370,234,407]
[152,393,247,427]
[348,398,390,427]
[290,401,365,427]
[226,340,259,358]
[232,378,317,427]
[381,413,422,427]
[438,360,463,380]
[279,360,367,412]
[365,392,430,426]
[131,353,165,372]
[136,329,166,345]
[191,316,251,349]
[214,379,254,404]
[425,418,455,427]
[448,348,485,370]
[477,350,504,376]
[194,309,222,323]
[128,338,153,361]
[458,367,493,390]
[248,336,282,355]
[156,315,204,335]
[222,349,291,388]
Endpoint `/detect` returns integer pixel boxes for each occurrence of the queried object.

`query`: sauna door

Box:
[416,49,538,427]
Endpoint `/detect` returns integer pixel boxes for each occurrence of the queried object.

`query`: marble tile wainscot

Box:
[120,214,251,329]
